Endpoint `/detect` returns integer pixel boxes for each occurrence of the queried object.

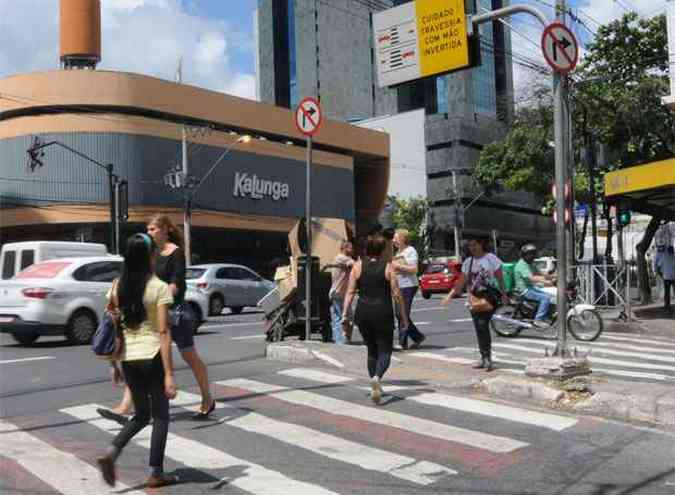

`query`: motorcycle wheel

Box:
[567,309,603,342]
[490,305,523,337]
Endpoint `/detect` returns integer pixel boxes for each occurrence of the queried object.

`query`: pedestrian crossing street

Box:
[409,331,675,383]
[1,366,595,494]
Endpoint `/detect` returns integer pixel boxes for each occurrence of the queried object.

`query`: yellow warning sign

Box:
[373,0,470,87]
[416,0,469,77]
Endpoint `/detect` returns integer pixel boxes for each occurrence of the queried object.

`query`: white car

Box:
[0,256,123,346]
[185,264,275,317]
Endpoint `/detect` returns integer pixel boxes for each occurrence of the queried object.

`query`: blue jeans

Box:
[525,287,554,321]
[398,286,425,347]
[330,298,346,345]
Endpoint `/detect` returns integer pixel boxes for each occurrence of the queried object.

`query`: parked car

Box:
[419,260,462,299]
[1,241,109,280]
[185,264,275,317]
[0,256,123,346]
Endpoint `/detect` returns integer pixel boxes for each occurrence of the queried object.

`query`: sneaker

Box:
[409,334,427,350]
[472,358,486,369]
[532,320,550,329]
[370,376,382,405]
[146,474,180,488]
[484,357,495,372]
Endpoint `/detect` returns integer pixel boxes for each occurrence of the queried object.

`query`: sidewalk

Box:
[604,302,675,337]
[267,338,675,430]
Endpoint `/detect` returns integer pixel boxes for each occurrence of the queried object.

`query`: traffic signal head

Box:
[618,209,631,227]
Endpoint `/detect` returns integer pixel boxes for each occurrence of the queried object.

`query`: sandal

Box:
[96,455,116,487]
[191,400,216,420]
[146,473,180,488]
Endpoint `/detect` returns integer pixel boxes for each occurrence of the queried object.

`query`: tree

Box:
[387,195,430,263]
[474,12,673,303]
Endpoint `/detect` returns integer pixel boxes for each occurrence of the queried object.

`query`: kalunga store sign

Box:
[233,172,290,201]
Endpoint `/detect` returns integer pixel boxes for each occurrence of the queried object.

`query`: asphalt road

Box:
[2,295,675,494]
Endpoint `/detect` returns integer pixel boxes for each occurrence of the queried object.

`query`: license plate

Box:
[0,316,15,323]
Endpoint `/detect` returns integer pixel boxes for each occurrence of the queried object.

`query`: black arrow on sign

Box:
[552,36,572,62]
[303,107,317,128]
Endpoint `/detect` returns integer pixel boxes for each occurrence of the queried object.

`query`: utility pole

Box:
[585,130,599,263]
[552,0,570,357]
[451,170,462,260]
[177,57,192,266]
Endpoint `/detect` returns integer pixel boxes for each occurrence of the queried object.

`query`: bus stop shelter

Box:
[604,158,675,221]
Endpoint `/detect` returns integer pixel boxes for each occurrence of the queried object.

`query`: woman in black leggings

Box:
[343,235,408,404]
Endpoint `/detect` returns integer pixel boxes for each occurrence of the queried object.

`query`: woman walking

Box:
[99,214,215,422]
[443,237,509,371]
[392,229,425,349]
[97,234,177,487]
[342,235,408,404]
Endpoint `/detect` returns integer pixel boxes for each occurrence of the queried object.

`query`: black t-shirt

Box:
[155,247,186,305]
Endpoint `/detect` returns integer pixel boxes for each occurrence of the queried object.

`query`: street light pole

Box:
[182,127,191,266]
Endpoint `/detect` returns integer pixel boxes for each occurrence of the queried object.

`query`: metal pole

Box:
[586,135,599,263]
[305,136,313,341]
[492,229,498,254]
[114,179,121,256]
[452,171,461,259]
[107,164,117,255]
[182,127,192,266]
[626,259,632,322]
[553,0,569,357]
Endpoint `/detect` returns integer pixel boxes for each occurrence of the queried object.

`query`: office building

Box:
[257,0,554,258]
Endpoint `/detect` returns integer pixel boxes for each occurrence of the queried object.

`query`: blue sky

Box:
[0,0,667,100]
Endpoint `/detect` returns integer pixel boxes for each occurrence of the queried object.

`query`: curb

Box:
[482,375,564,402]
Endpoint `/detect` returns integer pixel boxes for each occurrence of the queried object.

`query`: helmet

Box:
[521,244,537,255]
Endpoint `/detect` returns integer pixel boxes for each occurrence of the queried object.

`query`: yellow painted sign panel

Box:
[373,0,470,87]
[604,158,675,196]
[416,0,470,77]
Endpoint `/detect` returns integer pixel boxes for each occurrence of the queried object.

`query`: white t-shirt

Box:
[396,246,419,289]
[461,253,502,292]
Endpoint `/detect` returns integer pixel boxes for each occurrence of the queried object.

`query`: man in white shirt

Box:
[393,229,426,349]
[655,245,674,313]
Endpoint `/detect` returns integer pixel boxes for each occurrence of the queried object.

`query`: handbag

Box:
[92,280,123,358]
[467,258,495,314]
[170,303,197,336]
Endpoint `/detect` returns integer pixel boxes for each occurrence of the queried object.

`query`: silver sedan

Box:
[185,264,275,317]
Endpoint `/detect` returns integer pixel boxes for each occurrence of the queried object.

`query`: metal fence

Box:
[571,263,633,321]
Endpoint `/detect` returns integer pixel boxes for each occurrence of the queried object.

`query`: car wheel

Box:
[230,306,244,315]
[209,294,224,316]
[12,333,39,346]
[422,291,431,299]
[67,309,97,345]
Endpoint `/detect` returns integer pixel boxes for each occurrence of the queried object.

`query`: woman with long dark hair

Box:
[342,235,408,404]
[97,234,177,488]
[99,215,215,421]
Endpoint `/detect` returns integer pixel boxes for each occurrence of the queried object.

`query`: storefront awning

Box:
[604,158,675,220]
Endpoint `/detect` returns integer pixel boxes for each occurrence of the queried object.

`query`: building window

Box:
[436,75,448,114]
[288,0,299,108]
[472,0,497,117]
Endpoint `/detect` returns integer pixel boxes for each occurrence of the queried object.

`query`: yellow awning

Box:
[605,158,675,196]
[604,158,675,220]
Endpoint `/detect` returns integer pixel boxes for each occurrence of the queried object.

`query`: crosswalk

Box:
[409,331,675,383]
[1,366,586,494]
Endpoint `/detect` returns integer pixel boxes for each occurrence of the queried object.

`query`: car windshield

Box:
[424,264,446,274]
[186,268,207,279]
[15,261,71,279]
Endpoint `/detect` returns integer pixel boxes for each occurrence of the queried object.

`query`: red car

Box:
[419,261,462,299]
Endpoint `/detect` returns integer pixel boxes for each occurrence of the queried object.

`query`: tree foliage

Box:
[388,195,430,260]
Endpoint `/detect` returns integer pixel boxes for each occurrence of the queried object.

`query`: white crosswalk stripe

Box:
[277,368,578,431]
[217,378,529,453]
[0,419,146,495]
[424,334,675,383]
[61,404,341,495]
[171,390,456,485]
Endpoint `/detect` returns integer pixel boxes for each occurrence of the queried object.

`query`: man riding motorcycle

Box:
[513,244,555,328]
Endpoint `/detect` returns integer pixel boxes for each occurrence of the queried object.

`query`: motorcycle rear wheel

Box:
[490,305,523,337]
[567,309,603,342]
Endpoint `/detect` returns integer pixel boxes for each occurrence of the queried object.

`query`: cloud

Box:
[0,0,256,100]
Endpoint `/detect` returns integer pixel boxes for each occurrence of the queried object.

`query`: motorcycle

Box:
[490,282,603,341]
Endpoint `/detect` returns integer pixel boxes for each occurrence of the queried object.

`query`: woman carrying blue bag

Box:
[96,233,178,488]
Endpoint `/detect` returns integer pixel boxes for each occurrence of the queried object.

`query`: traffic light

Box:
[617,208,631,227]
[551,180,573,227]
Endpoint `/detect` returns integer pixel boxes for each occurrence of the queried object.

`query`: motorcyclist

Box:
[513,244,555,327]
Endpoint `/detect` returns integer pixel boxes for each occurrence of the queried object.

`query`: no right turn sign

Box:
[541,22,579,73]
